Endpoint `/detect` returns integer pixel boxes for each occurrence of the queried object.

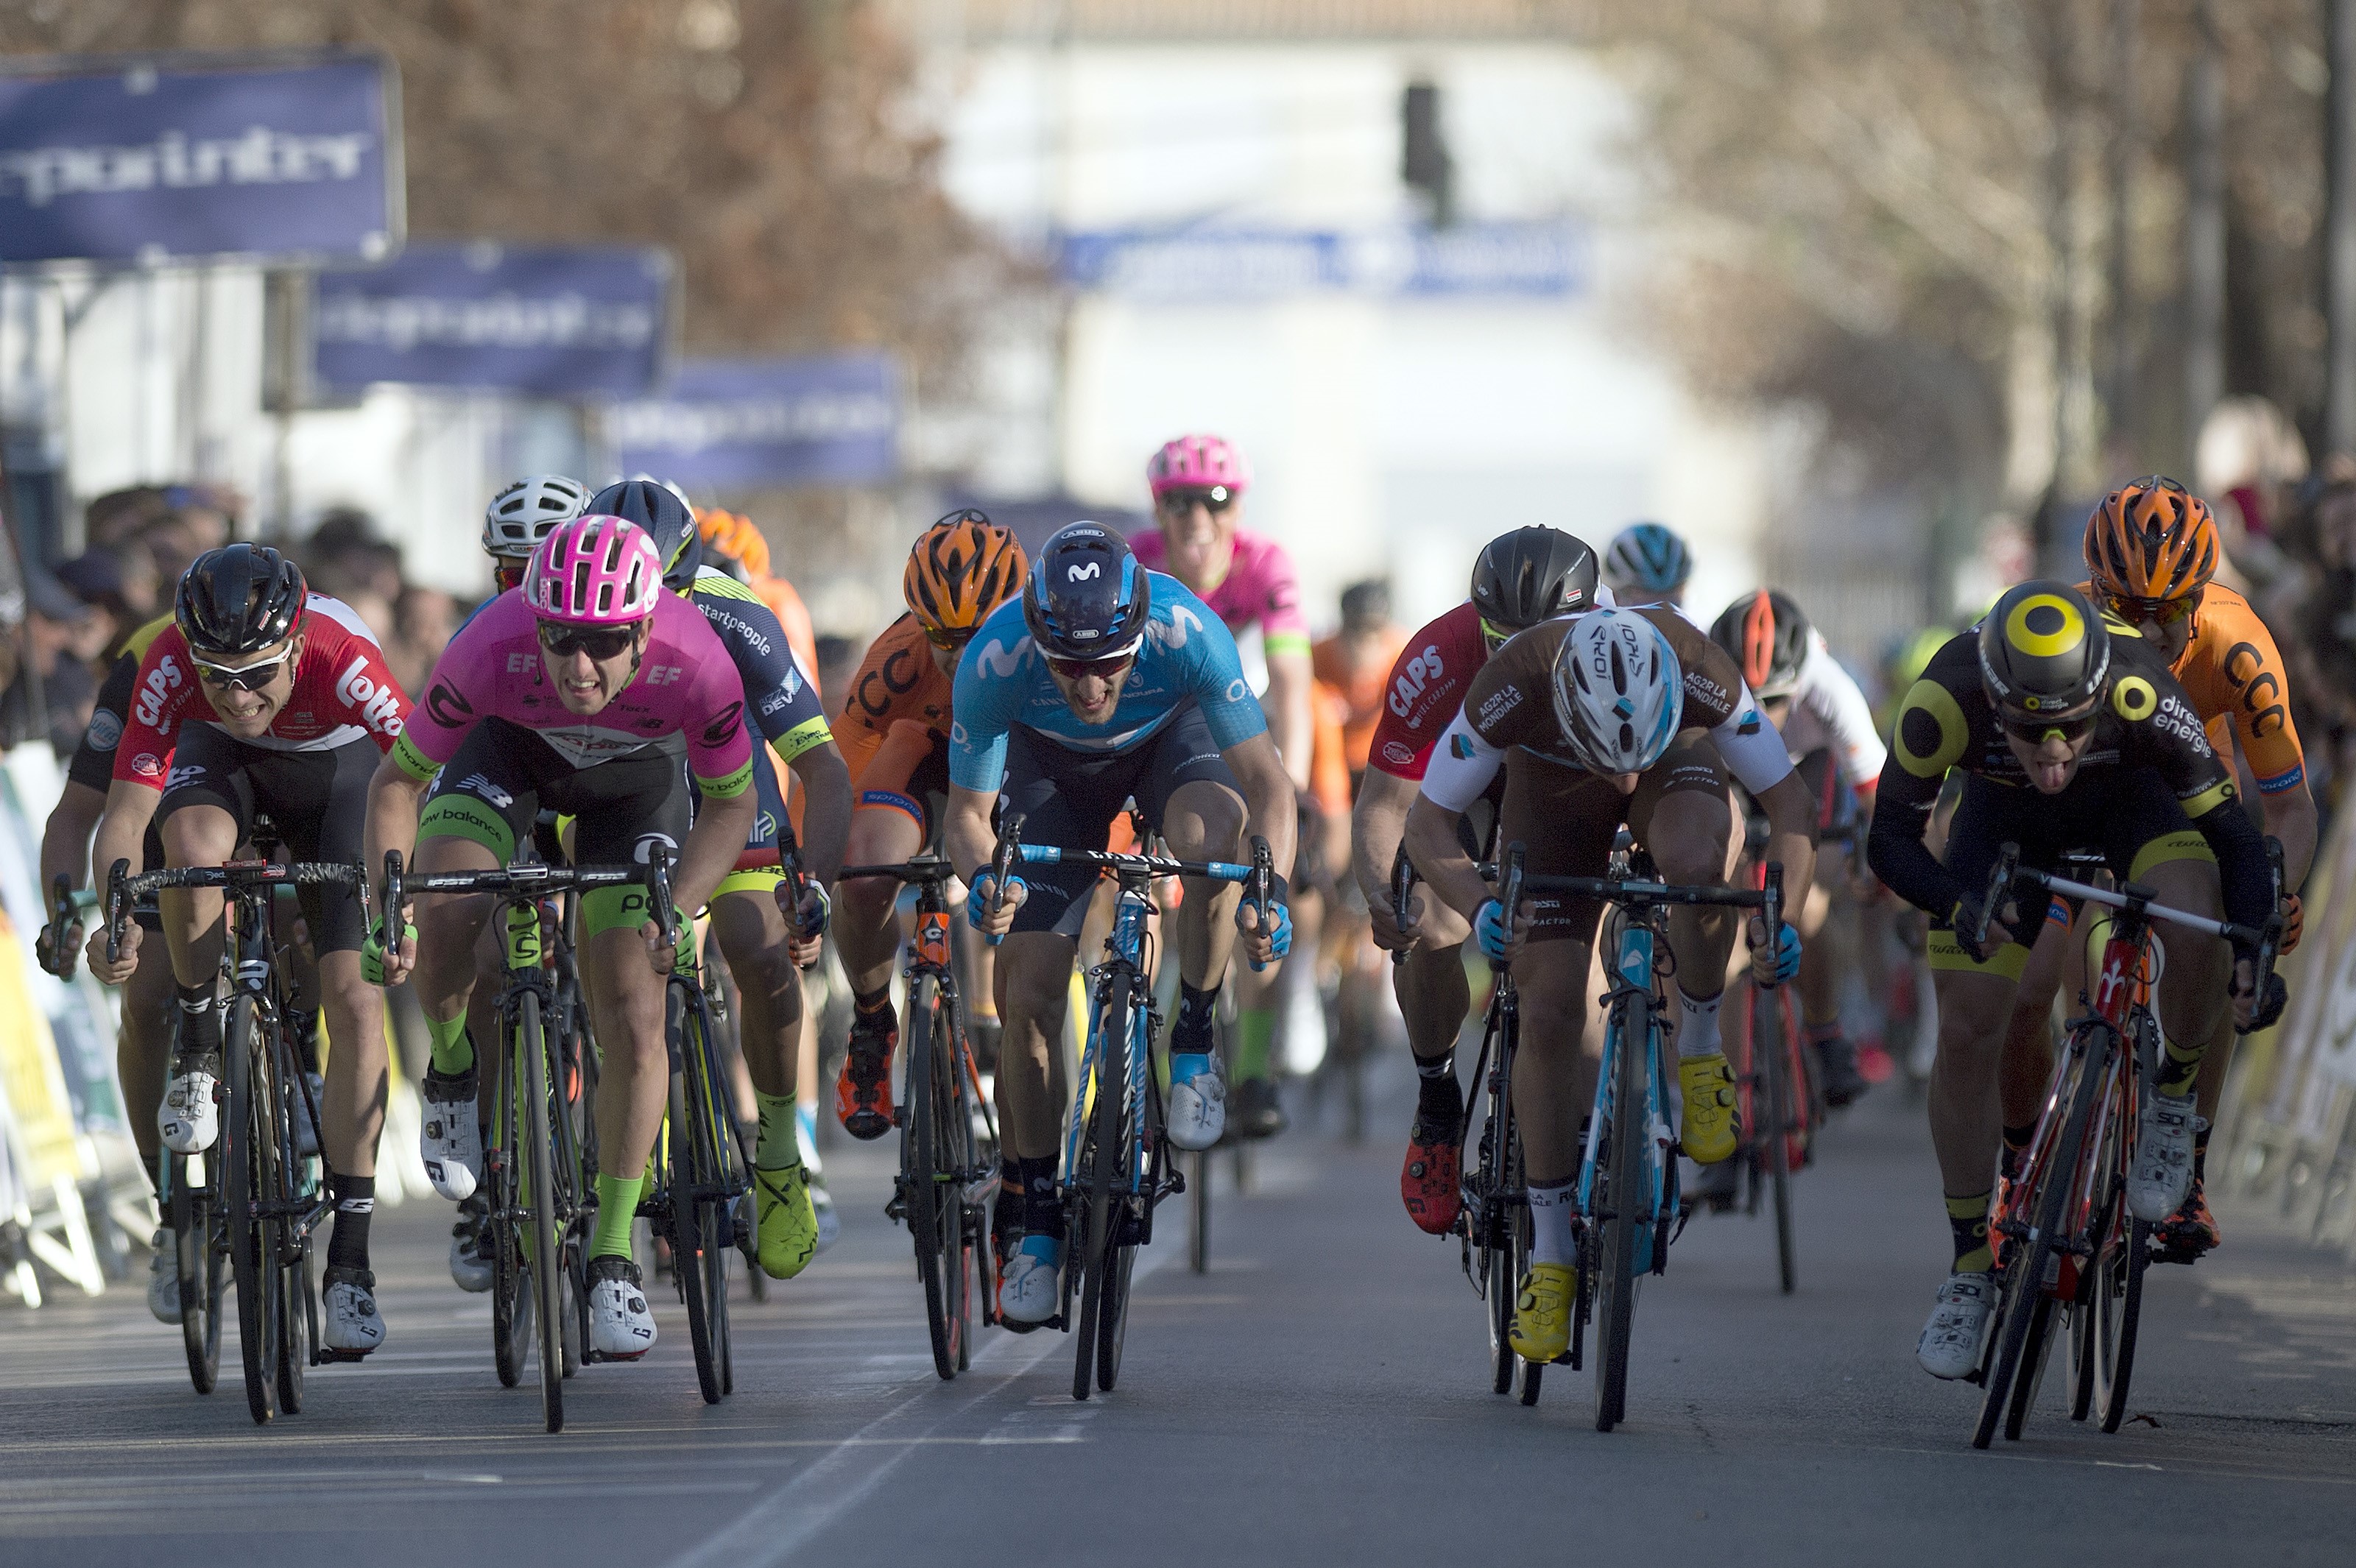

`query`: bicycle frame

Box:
[1061,875,1163,1212]
[1578,912,1677,1273]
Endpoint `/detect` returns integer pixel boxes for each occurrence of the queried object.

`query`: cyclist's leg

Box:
[150,727,257,1154]
[1142,710,1257,1145]
[1996,902,2073,1177]
[1624,740,1739,1164]
[834,744,930,1137]
[121,817,174,1180]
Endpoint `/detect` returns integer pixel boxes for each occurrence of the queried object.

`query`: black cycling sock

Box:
[1017,1154,1062,1240]
[328,1174,375,1270]
[175,983,220,1057]
[1413,1059,1461,1134]
[1174,979,1219,1051]
[852,983,893,1017]
[1947,1190,1994,1274]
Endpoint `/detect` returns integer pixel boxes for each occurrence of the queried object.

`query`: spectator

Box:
[0,571,98,757]
[52,550,146,658]
[389,585,458,696]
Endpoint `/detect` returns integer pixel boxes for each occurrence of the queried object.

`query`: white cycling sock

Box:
[1675,986,1724,1059]
[1528,1178,1577,1267]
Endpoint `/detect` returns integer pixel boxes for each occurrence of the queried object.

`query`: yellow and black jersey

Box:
[65,613,175,794]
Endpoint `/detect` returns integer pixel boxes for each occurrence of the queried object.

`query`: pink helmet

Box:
[1148,434,1251,498]
[523,515,663,624]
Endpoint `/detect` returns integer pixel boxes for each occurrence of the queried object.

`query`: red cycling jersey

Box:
[113,595,409,788]
[1366,601,1489,783]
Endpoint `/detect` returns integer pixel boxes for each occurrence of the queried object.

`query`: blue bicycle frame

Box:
[1577,918,1679,1276]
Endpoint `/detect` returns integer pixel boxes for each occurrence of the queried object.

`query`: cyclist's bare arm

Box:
[1753,771,1819,912]
[943,783,1022,939]
[361,757,431,984]
[84,782,164,981]
[1224,729,1297,881]
[1402,793,1492,932]
[1263,646,1314,794]
[785,739,853,885]
[669,785,759,923]
[39,780,105,896]
[2260,783,2317,891]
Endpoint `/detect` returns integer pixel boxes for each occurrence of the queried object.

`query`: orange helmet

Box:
[904,509,1026,635]
[695,507,770,579]
[2084,476,2219,604]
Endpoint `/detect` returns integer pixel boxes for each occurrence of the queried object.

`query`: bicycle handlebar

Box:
[106,856,370,967]
[380,850,669,969]
[838,854,962,886]
[1390,849,1417,969]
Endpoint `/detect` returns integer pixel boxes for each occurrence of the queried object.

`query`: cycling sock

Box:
[327,1173,375,1270]
[1947,1190,1994,1274]
[852,983,892,1016]
[591,1171,644,1260]
[2157,1034,2204,1099]
[1414,1048,1456,1081]
[1174,979,1219,1050]
[1017,1153,1063,1240]
[1233,1007,1277,1081]
[1528,1177,1577,1268]
[755,1089,800,1170]
[175,983,221,1056]
[1673,986,1724,1059]
[1413,1058,1461,1133]
[425,1011,475,1077]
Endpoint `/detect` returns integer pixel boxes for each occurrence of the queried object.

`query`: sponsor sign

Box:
[608,353,897,488]
[1058,220,1585,302]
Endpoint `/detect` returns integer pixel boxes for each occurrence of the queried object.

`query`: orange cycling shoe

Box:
[836,1003,899,1140]
[1402,1112,1463,1235]
[2155,1180,2221,1263]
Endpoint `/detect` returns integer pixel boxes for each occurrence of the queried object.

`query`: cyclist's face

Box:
[1047,654,1133,724]
[1154,489,1241,589]
[540,623,646,716]
[2128,605,2195,663]
[2003,713,2096,794]
[197,636,297,735]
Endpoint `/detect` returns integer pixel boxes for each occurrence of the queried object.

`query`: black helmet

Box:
[1023,522,1151,661]
[1470,526,1599,631]
[176,543,307,655]
[1710,589,1811,702]
[588,477,701,590]
[1978,580,2111,721]
[1339,579,1392,632]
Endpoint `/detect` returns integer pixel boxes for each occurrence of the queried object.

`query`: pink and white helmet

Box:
[1148,434,1251,498]
[523,515,662,625]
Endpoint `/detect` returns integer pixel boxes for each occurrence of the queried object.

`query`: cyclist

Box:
[1867,579,2285,1380]
[830,510,1026,1137]
[1601,521,1694,612]
[1349,526,1600,1234]
[366,516,760,1359]
[1707,589,1886,1109]
[1997,479,2316,1262]
[1312,579,1408,795]
[1403,605,1818,1363]
[1130,434,1310,1137]
[84,544,411,1357]
[952,522,1297,1324]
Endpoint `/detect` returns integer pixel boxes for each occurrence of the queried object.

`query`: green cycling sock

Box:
[592,1171,644,1260]
[755,1089,801,1170]
[426,1011,475,1076]
[1947,1190,1994,1274]
[1232,1008,1277,1082]
[2158,1034,2204,1100]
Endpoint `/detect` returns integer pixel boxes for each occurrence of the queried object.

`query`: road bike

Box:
[1720,810,1821,1296]
[1964,839,2282,1449]
[836,852,1001,1379]
[991,814,1274,1401]
[107,850,365,1425]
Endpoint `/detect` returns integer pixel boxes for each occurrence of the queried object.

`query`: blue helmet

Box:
[588,477,701,590]
[1602,522,1692,596]
[1023,522,1151,661]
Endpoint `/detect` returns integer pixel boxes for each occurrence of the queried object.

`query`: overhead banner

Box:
[313,241,673,397]
[608,353,899,488]
[0,52,401,266]
[1058,220,1586,302]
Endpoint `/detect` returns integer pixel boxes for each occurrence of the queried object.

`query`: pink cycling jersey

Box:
[1130,528,1309,655]
[390,589,755,797]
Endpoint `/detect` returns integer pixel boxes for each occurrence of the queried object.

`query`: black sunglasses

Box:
[1157,486,1237,515]
[192,649,294,691]
[537,622,640,662]
[2002,710,2099,745]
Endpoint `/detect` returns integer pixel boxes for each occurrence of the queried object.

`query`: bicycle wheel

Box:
[172,1156,222,1394]
[1756,986,1796,1296]
[1072,967,1134,1402]
[906,975,962,1380]
[671,990,733,1405]
[225,995,281,1424]
[1511,1120,1539,1406]
[276,1237,311,1414]
[1593,988,1649,1433]
[520,989,566,1432]
[489,1014,528,1392]
[1188,1149,1211,1274]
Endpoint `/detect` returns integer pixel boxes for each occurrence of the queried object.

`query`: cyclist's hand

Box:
[783,880,830,970]
[85,921,140,986]
[1474,897,1523,964]
[1947,894,2015,963]
[967,872,1025,945]
[2280,892,2304,954]
[2232,955,2288,1031]
[1369,891,1419,954]
[1238,895,1291,971]
[359,919,419,987]
[639,918,682,977]
[35,916,83,979]
[1748,916,1802,986]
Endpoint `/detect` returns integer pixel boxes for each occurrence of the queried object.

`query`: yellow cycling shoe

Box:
[1679,1052,1740,1165]
[1509,1261,1576,1363]
[752,1162,819,1280]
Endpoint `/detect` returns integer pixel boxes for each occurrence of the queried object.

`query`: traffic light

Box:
[1402,81,1454,228]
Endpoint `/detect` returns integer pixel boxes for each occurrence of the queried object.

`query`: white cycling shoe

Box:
[448,1196,493,1293]
[158,1057,220,1155]
[588,1256,657,1359]
[1165,1053,1227,1151]
[2128,1092,2201,1223]
[1916,1271,1997,1380]
[998,1235,1062,1324]
[321,1267,387,1359]
[419,1067,483,1202]
[147,1228,180,1324]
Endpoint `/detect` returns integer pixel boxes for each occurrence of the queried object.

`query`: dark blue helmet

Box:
[1023,522,1150,661]
[588,477,701,590]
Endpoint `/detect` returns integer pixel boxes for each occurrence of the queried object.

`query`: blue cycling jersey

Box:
[949,571,1267,794]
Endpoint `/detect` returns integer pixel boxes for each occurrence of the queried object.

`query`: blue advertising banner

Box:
[314,242,672,397]
[609,354,899,488]
[1058,220,1585,301]
[0,52,400,266]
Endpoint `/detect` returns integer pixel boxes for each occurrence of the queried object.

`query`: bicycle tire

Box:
[1757,985,1796,1296]
[225,995,280,1424]
[2069,1048,2130,1423]
[1188,1148,1211,1274]
[2095,1218,2151,1432]
[276,1235,310,1414]
[1073,967,1134,1402]
[1594,986,1648,1433]
[906,975,961,1380]
[490,1016,527,1391]
[1973,1024,2105,1449]
[172,1157,222,1394]
[521,989,565,1433]
[671,998,730,1405]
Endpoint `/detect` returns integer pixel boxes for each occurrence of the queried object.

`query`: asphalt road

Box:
[4,1063,2355,1568]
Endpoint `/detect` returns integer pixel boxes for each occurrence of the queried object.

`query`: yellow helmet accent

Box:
[2003,592,2085,660]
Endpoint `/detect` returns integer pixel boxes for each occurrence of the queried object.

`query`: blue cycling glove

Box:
[1755,919,1802,985]
[967,873,1025,946]
[1475,898,1513,964]
[1245,899,1293,971]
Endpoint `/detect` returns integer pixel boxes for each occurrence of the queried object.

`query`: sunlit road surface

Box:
[4,1068,2352,1568]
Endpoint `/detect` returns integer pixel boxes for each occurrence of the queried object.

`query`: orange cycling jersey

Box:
[836,612,954,791]
[2076,579,2306,796]
[1312,625,1408,775]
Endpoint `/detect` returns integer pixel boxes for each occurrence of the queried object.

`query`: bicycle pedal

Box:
[317,1347,372,1365]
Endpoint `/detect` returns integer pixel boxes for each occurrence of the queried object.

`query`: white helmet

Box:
[483,475,592,560]
[1551,608,1685,775]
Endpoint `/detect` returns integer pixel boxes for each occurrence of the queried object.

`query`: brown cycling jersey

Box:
[1456,607,1754,766]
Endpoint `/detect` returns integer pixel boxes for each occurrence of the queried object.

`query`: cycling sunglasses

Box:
[1480,616,1519,649]
[493,561,528,593]
[1156,485,1238,515]
[922,624,973,653]
[1045,651,1135,682]
[537,621,640,662]
[2002,710,2100,746]
[192,649,294,691]
[2103,587,2201,628]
